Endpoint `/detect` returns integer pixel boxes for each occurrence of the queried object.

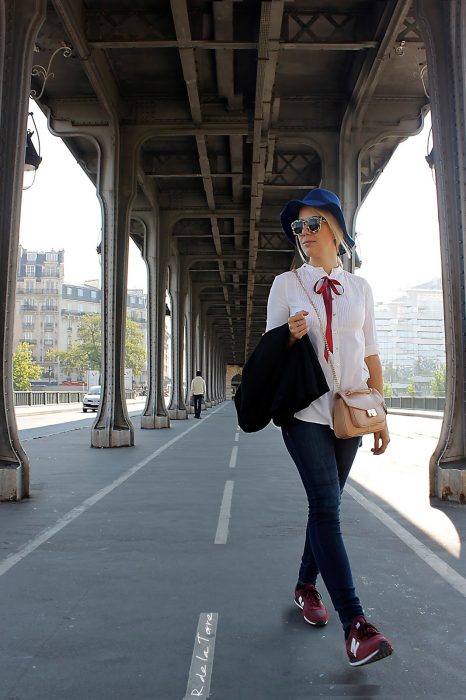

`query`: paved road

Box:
[15,400,147,440]
[0,403,464,699]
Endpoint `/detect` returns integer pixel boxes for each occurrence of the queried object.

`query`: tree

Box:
[13,342,42,390]
[383,382,393,397]
[406,382,417,397]
[49,314,146,377]
[414,356,439,376]
[431,364,446,396]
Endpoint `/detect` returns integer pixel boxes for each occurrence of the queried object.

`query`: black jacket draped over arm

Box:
[234,323,329,432]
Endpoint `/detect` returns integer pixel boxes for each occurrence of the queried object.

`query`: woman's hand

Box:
[371,424,390,455]
[288,310,309,344]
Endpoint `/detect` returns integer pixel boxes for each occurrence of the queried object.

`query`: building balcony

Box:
[20,304,38,311]
[22,323,35,330]
[43,323,55,330]
[61,309,85,316]
[41,305,59,312]
[19,338,37,345]
[43,340,54,347]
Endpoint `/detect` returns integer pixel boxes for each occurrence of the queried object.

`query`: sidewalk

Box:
[0,403,464,699]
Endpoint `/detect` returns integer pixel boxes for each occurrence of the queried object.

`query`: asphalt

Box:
[0,402,465,700]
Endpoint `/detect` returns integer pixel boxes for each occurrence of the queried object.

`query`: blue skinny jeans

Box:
[281,418,364,628]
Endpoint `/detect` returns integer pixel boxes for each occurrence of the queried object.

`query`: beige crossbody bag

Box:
[293,269,387,439]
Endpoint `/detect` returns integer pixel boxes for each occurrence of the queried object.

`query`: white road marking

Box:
[183,613,218,699]
[214,481,234,545]
[229,446,238,469]
[0,403,226,579]
[234,432,239,442]
[346,482,466,598]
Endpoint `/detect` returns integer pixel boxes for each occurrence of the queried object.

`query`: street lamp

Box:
[23,113,42,190]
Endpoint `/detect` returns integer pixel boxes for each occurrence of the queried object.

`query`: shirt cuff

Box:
[364,344,379,358]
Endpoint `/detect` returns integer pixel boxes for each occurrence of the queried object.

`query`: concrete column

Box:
[209,341,217,405]
[0,0,46,499]
[215,350,221,403]
[215,346,221,403]
[187,305,196,399]
[212,349,218,404]
[185,283,194,413]
[141,212,170,429]
[181,269,192,410]
[168,256,188,420]
[91,127,138,448]
[203,316,212,408]
[416,0,466,502]
[198,307,206,393]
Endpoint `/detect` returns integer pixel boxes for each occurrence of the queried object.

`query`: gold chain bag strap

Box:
[293,269,387,439]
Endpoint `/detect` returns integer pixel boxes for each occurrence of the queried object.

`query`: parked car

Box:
[82,385,101,413]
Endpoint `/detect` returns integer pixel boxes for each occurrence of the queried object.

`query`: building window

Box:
[44,334,54,347]
[46,252,58,262]
[23,332,32,341]
[78,289,83,297]
[67,287,72,295]
[25,282,34,292]
[26,252,37,262]
[26,265,35,277]
[91,291,97,299]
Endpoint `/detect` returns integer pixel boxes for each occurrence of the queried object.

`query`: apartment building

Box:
[15,247,147,384]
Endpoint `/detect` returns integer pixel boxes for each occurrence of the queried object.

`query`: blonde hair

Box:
[313,207,346,256]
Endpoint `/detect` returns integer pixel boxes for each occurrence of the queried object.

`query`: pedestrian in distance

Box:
[267,187,393,667]
[190,370,206,419]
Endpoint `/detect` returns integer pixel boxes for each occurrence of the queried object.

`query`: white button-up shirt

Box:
[266,264,379,427]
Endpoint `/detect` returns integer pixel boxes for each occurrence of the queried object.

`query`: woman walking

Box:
[267,188,393,667]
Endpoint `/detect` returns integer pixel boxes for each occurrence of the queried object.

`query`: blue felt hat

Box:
[280,188,355,256]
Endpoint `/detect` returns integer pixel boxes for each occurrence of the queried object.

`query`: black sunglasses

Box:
[291,216,327,236]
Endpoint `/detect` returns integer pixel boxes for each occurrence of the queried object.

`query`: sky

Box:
[20,106,440,303]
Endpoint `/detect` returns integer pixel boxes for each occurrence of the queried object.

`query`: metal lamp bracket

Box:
[30,45,72,101]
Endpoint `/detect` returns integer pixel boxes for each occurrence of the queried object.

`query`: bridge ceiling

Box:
[35,0,428,363]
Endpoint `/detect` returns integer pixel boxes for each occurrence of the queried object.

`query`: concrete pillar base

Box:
[205,401,212,408]
[436,465,466,504]
[141,415,171,429]
[168,409,188,420]
[91,428,134,448]
[0,466,23,502]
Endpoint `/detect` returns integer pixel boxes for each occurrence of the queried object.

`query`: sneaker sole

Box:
[348,640,393,667]
[294,598,328,626]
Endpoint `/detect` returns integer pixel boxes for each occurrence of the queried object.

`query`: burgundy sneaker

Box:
[346,616,393,667]
[294,583,329,626]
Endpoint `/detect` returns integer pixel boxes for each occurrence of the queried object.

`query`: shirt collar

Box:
[302,263,344,279]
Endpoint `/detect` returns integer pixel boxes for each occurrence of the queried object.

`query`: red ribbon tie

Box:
[313,276,344,361]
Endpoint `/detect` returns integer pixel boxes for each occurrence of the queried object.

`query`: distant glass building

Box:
[374,278,445,394]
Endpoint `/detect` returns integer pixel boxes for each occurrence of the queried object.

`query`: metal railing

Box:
[385,396,445,411]
[14,390,136,407]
